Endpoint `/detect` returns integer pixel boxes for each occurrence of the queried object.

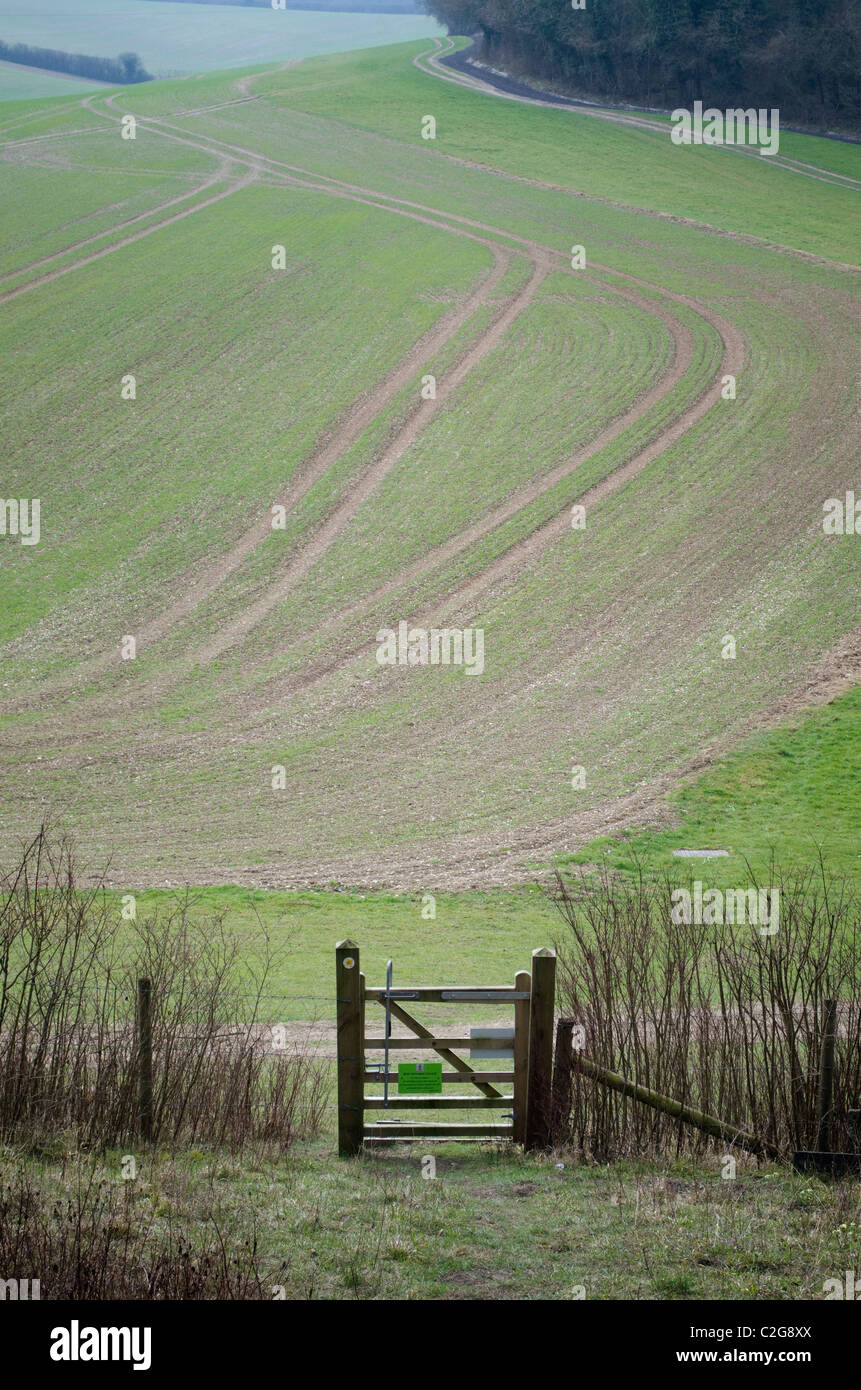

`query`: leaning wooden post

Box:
[816,997,838,1153]
[550,1018,575,1146]
[336,941,363,1157]
[573,1051,780,1158]
[137,977,153,1144]
[525,948,556,1150]
[512,969,531,1145]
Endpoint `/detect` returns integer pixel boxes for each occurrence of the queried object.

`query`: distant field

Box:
[0,0,443,83]
[0,59,109,99]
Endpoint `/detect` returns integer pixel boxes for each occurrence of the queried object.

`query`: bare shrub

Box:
[0,827,329,1152]
[549,861,861,1160]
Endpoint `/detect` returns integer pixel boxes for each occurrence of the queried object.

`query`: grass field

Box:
[565,685,861,887]
[0,60,109,100]
[0,38,857,897]
[424,38,861,180]
[251,40,861,260]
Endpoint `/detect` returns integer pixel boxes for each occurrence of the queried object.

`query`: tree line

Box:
[0,42,152,85]
[426,0,860,131]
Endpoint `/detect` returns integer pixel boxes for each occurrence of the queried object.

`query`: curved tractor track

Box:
[0,166,237,296]
[3,80,741,736]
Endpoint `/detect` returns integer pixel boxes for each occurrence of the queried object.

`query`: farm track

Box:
[1,73,743,733]
[0,126,103,147]
[0,165,233,288]
[85,124,742,643]
[0,98,93,135]
[185,277,712,715]
[200,281,697,691]
[190,251,549,667]
[1,83,734,728]
[419,38,861,193]
[189,267,742,723]
[0,169,253,304]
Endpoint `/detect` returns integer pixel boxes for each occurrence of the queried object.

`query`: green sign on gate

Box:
[397,1062,442,1094]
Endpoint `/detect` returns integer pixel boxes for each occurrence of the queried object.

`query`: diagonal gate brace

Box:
[380,997,503,1098]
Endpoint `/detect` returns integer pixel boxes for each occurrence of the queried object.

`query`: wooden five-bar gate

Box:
[336,940,556,1155]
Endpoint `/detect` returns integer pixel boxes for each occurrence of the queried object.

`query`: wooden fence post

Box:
[816,997,838,1152]
[336,941,363,1157]
[137,977,153,1144]
[550,1017,575,1146]
[512,969,531,1145]
[525,948,556,1150]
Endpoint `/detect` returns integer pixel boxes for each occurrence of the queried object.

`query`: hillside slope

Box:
[0,40,858,888]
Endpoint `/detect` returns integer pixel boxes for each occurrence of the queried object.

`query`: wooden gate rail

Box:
[336,940,556,1155]
[363,1123,513,1139]
[364,1096,512,1108]
[364,1071,515,1084]
[364,988,531,1002]
[364,1036,513,1050]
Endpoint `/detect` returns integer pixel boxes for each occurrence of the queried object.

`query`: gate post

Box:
[550,1017,575,1146]
[525,948,556,1150]
[512,969,531,1145]
[336,940,363,1157]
